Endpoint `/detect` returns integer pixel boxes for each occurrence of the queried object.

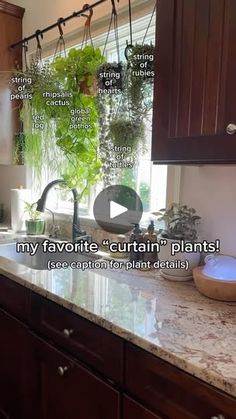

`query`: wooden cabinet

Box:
[125,343,236,419]
[31,293,124,384]
[0,273,236,419]
[0,308,31,419]
[0,1,24,164]
[30,334,120,419]
[0,274,30,322]
[123,397,163,419]
[152,0,236,163]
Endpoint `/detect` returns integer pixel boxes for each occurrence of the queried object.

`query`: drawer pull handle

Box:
[226,123,236,135]
[211,415,225,419]
[63,328,74,338]
[58,366,68,377]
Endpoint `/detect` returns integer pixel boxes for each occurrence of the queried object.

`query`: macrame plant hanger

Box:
[102,0,120,61]
[142,1,157,45]
[53,18,66,59]
[35,30,43,62]
[22,40,29,71]
[81,3,94,47]
[115,0,134,118]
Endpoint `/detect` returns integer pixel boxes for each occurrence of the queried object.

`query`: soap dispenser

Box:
[129,223,143,262]
[143,220,158,263]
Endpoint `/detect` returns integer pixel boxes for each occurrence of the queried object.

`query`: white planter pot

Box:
[158,237,201,281]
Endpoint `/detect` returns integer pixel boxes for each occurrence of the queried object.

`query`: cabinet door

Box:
[152,0,236,163]
[0,1,24,164]
[123,397,162,419]
[0,308,30,419]
[30,334,120,419]
[125,343,236,419]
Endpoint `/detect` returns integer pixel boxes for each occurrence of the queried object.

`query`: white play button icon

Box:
[110,201,128,219]
[93,185,143,234]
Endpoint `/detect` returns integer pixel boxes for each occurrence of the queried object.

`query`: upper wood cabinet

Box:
[0,1,24,164]
[152,0,236,163]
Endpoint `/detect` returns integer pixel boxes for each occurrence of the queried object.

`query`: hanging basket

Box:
[109,117,145,151]
[96,62,124,93]
[79,74,97,95]
[126,44,155,81]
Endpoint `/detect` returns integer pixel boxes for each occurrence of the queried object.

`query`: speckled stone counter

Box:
[0,253,236,398]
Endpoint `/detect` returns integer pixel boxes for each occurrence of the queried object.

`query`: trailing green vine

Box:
[12,46,105,198]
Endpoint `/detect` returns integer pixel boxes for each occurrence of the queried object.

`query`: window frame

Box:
[26,13,181,222]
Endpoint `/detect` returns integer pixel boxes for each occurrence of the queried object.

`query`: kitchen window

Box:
[28,13,179,221]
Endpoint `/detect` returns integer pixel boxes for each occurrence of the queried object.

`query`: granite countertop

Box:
[0,252,236,398]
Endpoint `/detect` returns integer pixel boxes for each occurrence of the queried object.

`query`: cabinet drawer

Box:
[31,293,124,384]
[0,275,30,322]
[125,343,236,419]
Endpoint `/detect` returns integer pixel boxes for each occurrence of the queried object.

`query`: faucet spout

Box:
[36,179,85,242]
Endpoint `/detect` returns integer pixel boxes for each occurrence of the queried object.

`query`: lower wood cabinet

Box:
[0,275,236,419]
[123,397,163,419]
[29,333,120,419]
[125,343,236,419]
[0,308,31,419]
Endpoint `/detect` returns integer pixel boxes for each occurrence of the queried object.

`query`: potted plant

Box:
[24,202,45,235]
[126,43,155,80]
[96,62,124,93]
[154,203,201,281]
[12,45,104,195]
[52,46,105,94]
[109,117,145,151]
[126,43,154,120]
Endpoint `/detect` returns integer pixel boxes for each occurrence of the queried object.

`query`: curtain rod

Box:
[10,0,116,49]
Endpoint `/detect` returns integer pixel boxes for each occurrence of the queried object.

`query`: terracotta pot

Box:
[79,76,96,95]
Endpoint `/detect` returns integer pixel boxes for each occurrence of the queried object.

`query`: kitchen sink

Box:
[0,237,101,271]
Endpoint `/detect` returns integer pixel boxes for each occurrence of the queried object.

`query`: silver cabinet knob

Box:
[226,123,236,135]
[58,366,68,376]
[211,415,225,419]
[63,328,74,338]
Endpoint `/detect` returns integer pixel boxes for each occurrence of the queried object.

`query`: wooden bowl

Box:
[193,266,236,302]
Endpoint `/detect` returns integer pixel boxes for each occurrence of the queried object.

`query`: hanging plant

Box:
[109,117,145,151]
[11,45,105,196]
[103,2,156,162]
[13,132,25,165]
[96,62,124,94]
[126,43,155,122]
[52,46,105,95]
[127,43,155,80]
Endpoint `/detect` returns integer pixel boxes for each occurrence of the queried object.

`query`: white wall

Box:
[180,166,236,257]
[0,165,27,222]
